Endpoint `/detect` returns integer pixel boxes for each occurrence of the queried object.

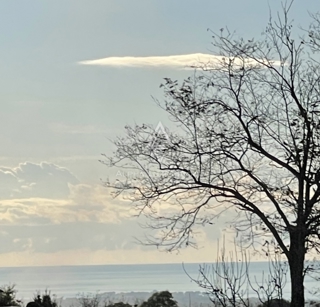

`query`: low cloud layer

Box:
[0,162,138,255]
[79,53,221,69]
[0,181,138,254]
[0,161,230,264]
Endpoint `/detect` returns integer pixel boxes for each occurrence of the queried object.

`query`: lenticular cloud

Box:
[79,53,221,69]
[79,53,283,70]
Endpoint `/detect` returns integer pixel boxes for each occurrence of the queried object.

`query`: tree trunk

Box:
[288,230,305,307]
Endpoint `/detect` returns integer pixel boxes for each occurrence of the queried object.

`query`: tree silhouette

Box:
[140,291,178,307]
[105,2,320,306]
[0,285,20,306]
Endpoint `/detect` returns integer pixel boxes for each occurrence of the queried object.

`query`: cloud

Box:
[0,161,143,255]
[0,181,144,254]
[79,53,283,70]
[0,184,130,226]
[0,162,79,199]
[79,53,222,69]
[0,161,233,263]
[0,181,230,255]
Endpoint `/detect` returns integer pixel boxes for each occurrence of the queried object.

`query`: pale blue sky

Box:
[0,0,318,266]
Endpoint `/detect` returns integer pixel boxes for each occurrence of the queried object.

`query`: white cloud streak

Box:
[79,53,283,70]
[79,53,222,69]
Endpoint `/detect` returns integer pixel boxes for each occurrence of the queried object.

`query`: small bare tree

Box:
[185,241,251,307]
[184,240,287,307]
[77,293,101,307]
[104,2,320,306]
[249,245,288,307]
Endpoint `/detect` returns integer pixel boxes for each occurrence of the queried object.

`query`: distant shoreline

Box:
[58,291,319,307]
[0,260,284,269]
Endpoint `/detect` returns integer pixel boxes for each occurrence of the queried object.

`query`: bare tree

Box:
[185,241,251,307]
[184,240,288,307]
[249,245,288,307]
[104,2,320,306]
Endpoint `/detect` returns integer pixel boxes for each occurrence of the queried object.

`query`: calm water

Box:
[0,262,318,300]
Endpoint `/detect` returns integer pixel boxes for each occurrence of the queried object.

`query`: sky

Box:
[0,0,319,267]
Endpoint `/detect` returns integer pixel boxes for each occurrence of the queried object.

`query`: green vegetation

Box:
[32,290,59,307]
[5,284,320,307]
[140,291,178,307]
[0,285,21,306]
[74,291,178,307]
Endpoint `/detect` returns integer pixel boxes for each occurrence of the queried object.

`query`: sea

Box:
[0,262,319,303]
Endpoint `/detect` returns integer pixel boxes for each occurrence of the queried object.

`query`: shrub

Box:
[0,284,21,306]
[140,291,178,307]
[257,298,291,307]
[29,290,58,307]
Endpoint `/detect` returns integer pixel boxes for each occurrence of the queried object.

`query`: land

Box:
[57,291,317,307]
